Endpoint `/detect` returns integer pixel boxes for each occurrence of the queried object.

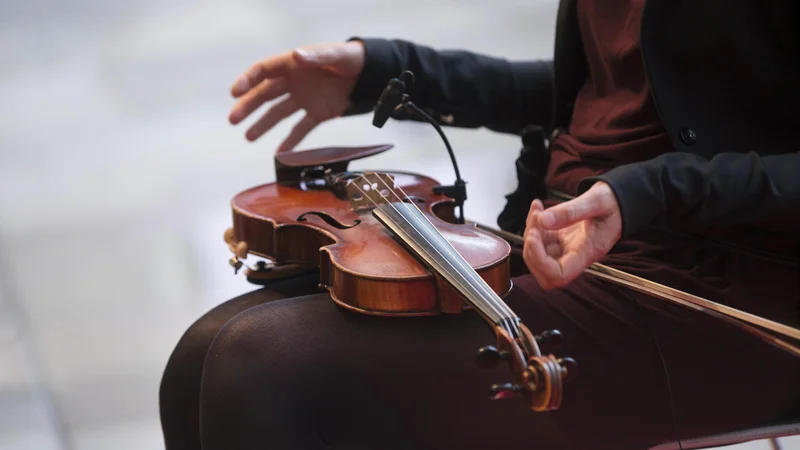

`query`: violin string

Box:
[350,174,391,207]
[347,177,391,209]
[324,175,511,336]
[379,174,519,317]
[361,173,516,335]
[367,172,519,332]
[372,173,521,325]
[367,173,487,291]
[384,179,524,341]
[351,174,511,330]
[361,173,500,302]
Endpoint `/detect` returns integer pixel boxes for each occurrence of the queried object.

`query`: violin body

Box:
[223,144,574,413]
[226,144,512,316]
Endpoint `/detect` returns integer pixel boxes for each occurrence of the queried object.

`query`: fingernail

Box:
[539,212,555,228]
[232,78,249,95]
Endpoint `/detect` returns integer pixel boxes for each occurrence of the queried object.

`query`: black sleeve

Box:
[344,37,554,136]
[577,151,800,239]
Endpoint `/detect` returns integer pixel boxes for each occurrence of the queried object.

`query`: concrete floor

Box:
[0,0,796,449]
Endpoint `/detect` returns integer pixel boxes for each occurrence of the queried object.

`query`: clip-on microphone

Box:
[372,70,468,224]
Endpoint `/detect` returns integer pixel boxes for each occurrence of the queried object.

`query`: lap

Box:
[159,273,324,449]
[195,272,799,450]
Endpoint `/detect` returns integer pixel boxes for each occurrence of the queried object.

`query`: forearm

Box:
[578,151,800,238]
[345,37,553,136]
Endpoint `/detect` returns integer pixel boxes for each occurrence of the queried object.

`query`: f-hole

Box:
[297,211,362,230]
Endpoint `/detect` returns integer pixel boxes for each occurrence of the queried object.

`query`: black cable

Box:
[403,101,462,181]
[372,70,468,224]
[398,100,467,223]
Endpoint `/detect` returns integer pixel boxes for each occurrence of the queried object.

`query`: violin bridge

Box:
[345,172,397,212]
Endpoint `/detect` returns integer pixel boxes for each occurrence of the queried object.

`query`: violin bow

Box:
[472,222,800,359]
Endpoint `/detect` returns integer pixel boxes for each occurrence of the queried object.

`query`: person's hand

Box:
[523,182,622,290]
[228,41,366,153]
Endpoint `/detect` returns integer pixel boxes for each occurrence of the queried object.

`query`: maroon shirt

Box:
[541,0,797,326]
[545,0,795,256]
[545,0,672,196]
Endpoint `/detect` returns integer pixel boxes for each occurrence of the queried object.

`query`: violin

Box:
[223,144,576,412]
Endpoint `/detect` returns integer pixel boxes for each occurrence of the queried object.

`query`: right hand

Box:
[228,41,366,153]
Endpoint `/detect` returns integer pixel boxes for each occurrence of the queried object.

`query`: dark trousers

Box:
[158,238,799,450]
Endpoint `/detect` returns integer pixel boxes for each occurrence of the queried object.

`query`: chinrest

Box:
[274,144,394,182]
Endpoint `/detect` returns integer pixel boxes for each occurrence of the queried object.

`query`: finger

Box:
[543,232,563,258]
[522,235,551,289]
[523,250,553,291]
[245,97,300,142]
[526,199,545,230]
[526,204,560,253]
[231,53,293,97]
[276,114,319,153]
[229,78,289,125]
[555,250,595,286]
[524,228,562,290]
[538,194,607,230]
[526,230,563,280]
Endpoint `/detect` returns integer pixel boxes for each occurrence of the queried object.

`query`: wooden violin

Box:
[223,144,576,412]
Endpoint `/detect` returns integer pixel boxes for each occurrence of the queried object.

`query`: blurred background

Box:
[0,1,796,449]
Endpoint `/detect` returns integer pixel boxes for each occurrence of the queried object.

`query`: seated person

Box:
[158,1,800,449]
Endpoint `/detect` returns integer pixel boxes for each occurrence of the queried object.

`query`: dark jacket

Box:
[345,0,800,248]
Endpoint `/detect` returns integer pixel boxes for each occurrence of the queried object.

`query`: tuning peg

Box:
[489,383,524,400]
[475,345,509,369]
[558,357,577,382]
[535,329,563,349]
[224,227,235,244]
[229,256,243,274]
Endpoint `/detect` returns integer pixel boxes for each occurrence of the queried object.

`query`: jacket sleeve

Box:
[577,151,800,239]
[344,37,554,136]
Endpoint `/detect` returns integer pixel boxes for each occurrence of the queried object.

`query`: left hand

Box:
[523,182,623,290]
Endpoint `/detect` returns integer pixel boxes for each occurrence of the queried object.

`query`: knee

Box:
[203,294,326,377]
[199,300,298,395]
[173,306,239,361]
[159,295,264,401]
[162,275,322,386]
[197,298,330,448]
[159,310,224,402]
[158,299,244,446]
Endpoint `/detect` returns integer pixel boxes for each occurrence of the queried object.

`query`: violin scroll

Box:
[482,323,576,412]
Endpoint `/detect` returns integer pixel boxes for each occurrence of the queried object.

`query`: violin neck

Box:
[372,202,521,335]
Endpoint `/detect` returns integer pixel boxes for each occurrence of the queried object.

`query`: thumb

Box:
[538,189,611,230]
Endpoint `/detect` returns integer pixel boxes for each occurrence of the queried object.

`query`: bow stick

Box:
[472,222,800,358]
